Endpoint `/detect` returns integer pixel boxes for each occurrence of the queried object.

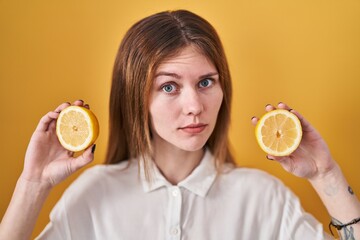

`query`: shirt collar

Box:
[140,149,217,197]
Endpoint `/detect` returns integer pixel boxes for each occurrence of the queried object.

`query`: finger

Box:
[265,104,276,112]
[287,109,315,132]
[36,111,60,132]
[266,155,292,169]
[72,100,90,109]
[266,154,286,161]
[54,102,71,113]
[67,150,75,158]
[275,103,313,132]
[36,102,70,131]
[277,102,291,110]
[47,102,71,131]
[70,144,95,172]
[251,116,258,126]
[73,99,85,107]
[267,155,295,172]
[48,115,57,131]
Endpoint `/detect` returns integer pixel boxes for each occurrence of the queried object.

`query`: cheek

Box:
[207,88,223,114]
[217,90,224,109]
[148,108,163,139]
[149,103,159,130]
[148,97,157,131]
[149,97,176,128]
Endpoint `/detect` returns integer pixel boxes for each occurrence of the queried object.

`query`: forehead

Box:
[156,46,216,73]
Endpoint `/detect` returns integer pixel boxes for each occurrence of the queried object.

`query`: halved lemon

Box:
[56,106,99,152]
[255,109,302,156]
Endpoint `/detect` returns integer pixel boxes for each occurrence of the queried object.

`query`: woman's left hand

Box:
[251,102,337,181]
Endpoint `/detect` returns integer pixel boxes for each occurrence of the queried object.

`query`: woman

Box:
[0,10,359,240]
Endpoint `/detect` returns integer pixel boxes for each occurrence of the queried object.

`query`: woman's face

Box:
[149,45,223,152]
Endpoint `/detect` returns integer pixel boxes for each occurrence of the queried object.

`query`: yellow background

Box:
[1,0,359,238]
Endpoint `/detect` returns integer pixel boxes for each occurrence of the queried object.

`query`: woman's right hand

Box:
[20,100,95,188]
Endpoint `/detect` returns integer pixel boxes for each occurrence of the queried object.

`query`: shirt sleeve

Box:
[35,197,71,240]
[268,174,333,240]
[229,168,333,240]
[278,191,332,239]
[34,166,108,240]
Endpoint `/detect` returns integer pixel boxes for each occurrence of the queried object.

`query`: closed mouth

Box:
[179,123,208,133]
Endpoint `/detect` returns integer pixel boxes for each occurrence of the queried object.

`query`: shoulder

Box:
[216,166,294,200]
[62,160,139,201]
[214,167,306,220]
[43,161,140,238]
[213,168,325,239]
[81,160,136,180]
[76,160,135,182]
[221,166,284,186]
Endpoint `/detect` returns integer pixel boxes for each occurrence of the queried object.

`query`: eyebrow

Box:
[154,72,219,79]
[155,72,181,79]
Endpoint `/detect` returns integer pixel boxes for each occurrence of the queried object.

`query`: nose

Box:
[182,89,204,116]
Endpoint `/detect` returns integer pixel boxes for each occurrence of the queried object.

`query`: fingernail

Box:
[288,109,293,112]
[251,116,256,120]
[265,104,271,107]
[266,155,274,160]
[77,99,84,103]
[278,102,283,105]
[91,144,96,154]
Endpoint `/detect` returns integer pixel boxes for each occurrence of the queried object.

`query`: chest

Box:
[68,186,276,240]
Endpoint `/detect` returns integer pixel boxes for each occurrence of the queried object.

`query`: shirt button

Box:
[170,226,179,235]
[172,189,179,197]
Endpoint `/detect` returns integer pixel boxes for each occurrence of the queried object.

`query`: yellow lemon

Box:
[56,106,99,152]
[255,109,302,156]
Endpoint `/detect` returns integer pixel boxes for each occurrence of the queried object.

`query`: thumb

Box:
[71,144,96,173]
[267,155,295,173]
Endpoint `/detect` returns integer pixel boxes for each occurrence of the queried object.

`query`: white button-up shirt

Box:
[37,150,330,239]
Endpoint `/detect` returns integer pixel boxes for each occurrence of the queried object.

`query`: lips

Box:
[179,123,208,134]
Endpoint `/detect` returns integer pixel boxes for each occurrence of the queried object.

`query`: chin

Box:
[175,140,207,152]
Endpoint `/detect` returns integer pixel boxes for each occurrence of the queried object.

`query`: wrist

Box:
[308,160,360,220]
[0,174,52,240]
[308,159,341,185]
[18,173,53,194]
[307,160,360,239]
[309,162,347,198]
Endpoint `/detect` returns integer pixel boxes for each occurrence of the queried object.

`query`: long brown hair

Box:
[106,10,235,179]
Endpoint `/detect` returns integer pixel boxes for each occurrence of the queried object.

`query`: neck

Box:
[152,143,205,185]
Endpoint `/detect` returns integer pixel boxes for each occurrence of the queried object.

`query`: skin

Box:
[252,103,360,239]
[251,103,336,180]
[149,45,223,184]
[21,100,95,187]
[0,51,359,239]
[0,100,94,240]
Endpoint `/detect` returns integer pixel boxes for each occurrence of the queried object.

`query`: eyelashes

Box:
[198,78,213,88]
[161,83,178,94]
[160,78,215,95]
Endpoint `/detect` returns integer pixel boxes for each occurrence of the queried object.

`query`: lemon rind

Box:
[255,109,302,157]
[56,106,99,152]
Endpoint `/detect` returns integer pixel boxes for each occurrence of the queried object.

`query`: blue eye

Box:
[199,78,213,88]
[162,84,176,93]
